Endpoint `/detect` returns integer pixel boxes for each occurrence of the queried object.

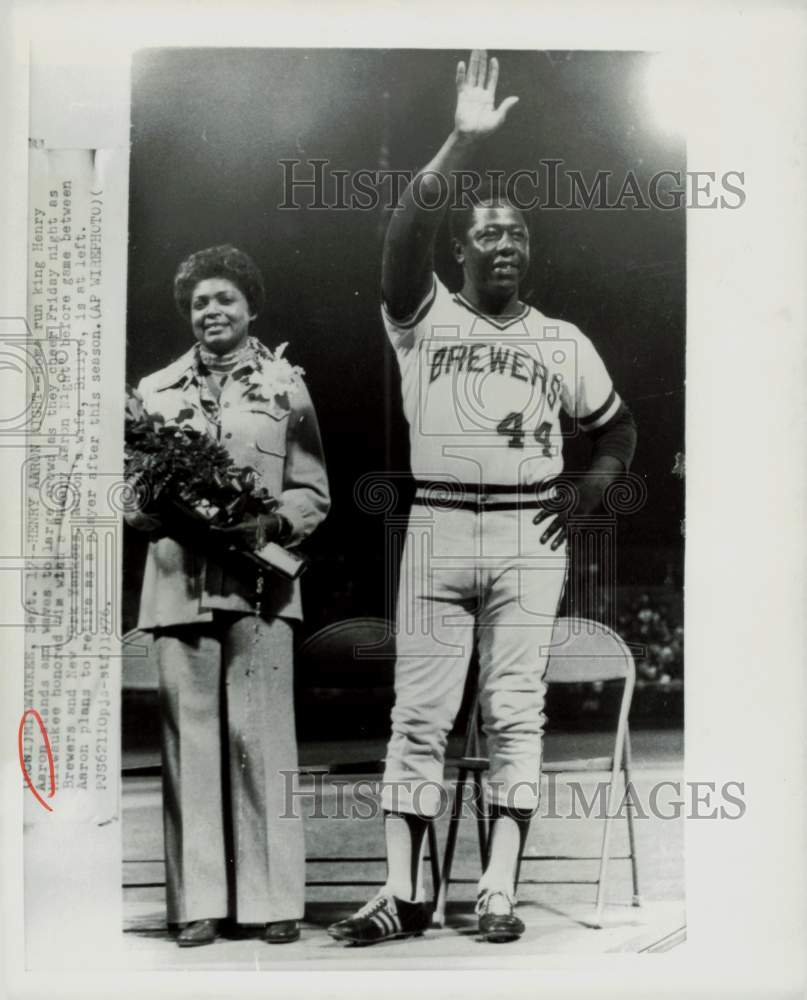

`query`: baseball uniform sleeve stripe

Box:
[578,387,621,430]
[586,401,638,469]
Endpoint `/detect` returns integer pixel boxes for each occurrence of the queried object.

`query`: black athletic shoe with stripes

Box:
[327,894,432,945]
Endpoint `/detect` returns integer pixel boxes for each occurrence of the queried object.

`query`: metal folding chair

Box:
[434,616,641,928]
[296,617,441,898]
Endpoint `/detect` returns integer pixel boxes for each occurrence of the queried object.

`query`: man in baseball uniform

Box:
[329,49,637,946]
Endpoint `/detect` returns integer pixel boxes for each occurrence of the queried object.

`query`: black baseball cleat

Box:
[327,894,432,946]
[476,890,525,943]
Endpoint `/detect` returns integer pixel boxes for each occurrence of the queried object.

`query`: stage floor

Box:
[122,729,684,966]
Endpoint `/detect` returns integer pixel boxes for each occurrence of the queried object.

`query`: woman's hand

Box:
[122,473,164,534]
[125,508,164,534]
[211,513,288,551]
[453,50,519,142]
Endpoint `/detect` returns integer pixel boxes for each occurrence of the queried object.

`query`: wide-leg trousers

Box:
[154,612,303,924]
[382,505,567,817]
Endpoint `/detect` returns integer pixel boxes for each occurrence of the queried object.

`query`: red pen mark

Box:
[18,709,56,812]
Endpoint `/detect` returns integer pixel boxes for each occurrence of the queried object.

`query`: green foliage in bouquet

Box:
[124,385,277,525]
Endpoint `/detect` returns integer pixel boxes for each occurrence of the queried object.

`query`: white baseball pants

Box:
[382,503,567,817]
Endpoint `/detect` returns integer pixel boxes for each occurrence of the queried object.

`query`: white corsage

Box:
[249,338,305,402]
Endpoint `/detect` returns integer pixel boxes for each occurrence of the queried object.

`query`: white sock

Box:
[383,811,428,902]
[478,806,533,899]
[478,815,519,899]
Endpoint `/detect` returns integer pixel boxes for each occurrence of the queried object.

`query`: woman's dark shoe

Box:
[176,918,220,947]
[263,919,301,944]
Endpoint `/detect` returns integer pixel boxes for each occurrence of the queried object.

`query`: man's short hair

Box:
[173,244,266,318]
[448,184,528,245]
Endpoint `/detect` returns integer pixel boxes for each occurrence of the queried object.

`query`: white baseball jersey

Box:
[382,275,621,491]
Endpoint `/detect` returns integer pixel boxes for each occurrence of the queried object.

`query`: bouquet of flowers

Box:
[124,385,304,579]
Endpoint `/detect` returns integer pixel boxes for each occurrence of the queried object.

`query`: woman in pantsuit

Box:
[126,245,329,946]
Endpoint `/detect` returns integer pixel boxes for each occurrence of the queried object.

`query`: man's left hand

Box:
[533,479,601,550]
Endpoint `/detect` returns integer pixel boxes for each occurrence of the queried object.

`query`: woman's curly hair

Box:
[173,244,266,318]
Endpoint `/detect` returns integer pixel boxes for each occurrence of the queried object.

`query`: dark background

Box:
[124,48,685,652]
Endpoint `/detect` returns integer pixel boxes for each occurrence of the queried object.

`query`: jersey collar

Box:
[452,292,531,331]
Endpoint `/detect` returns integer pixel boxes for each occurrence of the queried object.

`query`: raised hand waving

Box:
[454,49,519,141]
